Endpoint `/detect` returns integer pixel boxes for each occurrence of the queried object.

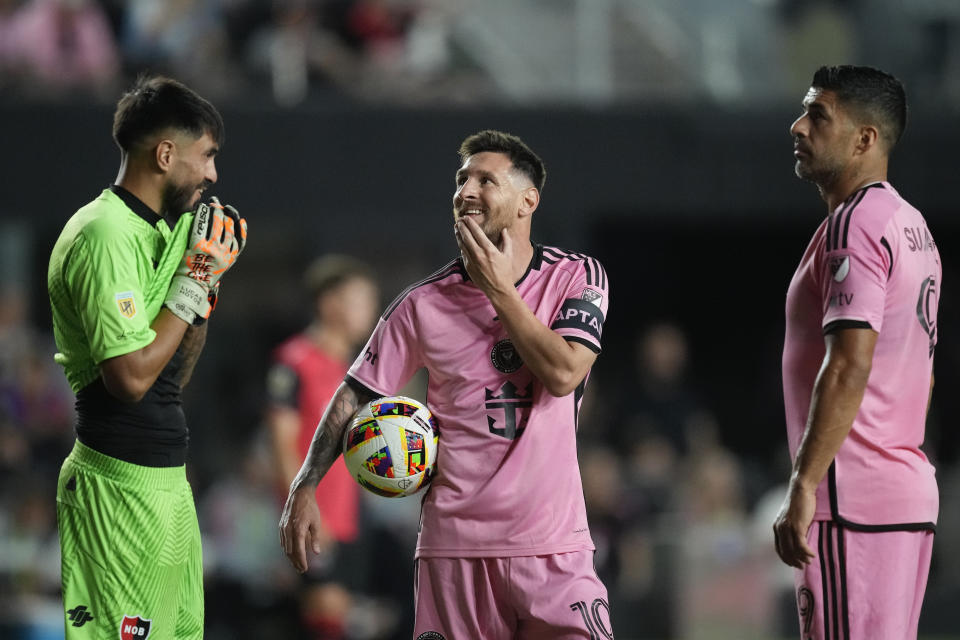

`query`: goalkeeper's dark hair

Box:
[113,75,224,152]
[304,255,377,302]
[458,130,546,192]
[811,65,907,152]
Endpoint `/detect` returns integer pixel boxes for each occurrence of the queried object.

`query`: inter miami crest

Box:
[120,614,152,639]
[491,339,523,373]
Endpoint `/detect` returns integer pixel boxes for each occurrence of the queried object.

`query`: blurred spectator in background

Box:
[0,286,75,478]
[244,0,359,106]
[615,322,718,457]
[0,0,20,81]
[120,0,233,95]
[200,435,300,640]
[0,285,75,639]
[266,255,379,640]
[0,0,119,98]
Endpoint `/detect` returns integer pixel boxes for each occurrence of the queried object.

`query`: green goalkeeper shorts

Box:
[57,440,203,640]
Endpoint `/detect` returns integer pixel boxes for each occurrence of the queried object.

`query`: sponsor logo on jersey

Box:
[485,381,532,440]
[115,291,137,319]
[828,255,850,282]
[120,614,152,639]
[827,292,854,308]
[66,605,93,627]
[581,288,603,307]
[416,632,446,640]
[490,339,523,373]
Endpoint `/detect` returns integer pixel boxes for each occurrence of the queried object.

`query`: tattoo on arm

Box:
[295,379,378,489]
[176,324,208,389]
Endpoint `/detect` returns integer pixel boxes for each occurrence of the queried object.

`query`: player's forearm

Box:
[792,357,871,490]
[100,308,190,401]
[268,408,304,489]
[487,289,586,396]
[175,324,207,389]
[290,380,375,491]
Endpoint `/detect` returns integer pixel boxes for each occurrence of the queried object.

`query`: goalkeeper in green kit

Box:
[47,76,247,639]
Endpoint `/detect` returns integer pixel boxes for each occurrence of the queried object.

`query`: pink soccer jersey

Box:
[782,182,940,528]
[347,245,609,558]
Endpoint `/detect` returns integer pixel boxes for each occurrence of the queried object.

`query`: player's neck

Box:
[511,239,535,283]
[307,322,351,363]
[821,166,887,213]
[115,162,163,215]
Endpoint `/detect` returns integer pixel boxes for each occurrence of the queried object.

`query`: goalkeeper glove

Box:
[164,197,247,324]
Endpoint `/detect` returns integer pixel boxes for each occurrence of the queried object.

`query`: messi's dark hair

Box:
[812,65,907,151]
[112,75,224,152]
[458,130,546,192]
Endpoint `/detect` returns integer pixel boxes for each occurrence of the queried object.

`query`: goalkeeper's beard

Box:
[161,179,210,219]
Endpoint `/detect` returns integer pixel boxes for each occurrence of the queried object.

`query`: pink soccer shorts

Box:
[414,551,613,639]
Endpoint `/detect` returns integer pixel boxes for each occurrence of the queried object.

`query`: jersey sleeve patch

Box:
[580,287,603,307]
[266,363,300,407]
[551,298,605,342]
[115,291,138,319]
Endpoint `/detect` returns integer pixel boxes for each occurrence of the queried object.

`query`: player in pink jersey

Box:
[280,130,613,639]
[267,255,379,639]
[774,66,940,640]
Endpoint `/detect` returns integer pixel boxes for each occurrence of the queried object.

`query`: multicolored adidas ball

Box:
[342,396,439,498]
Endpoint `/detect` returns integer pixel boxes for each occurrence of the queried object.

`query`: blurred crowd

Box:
[1,0,960,107]
[0,0,468,106]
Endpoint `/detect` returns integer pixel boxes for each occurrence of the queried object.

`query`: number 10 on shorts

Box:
[570,598,613,639]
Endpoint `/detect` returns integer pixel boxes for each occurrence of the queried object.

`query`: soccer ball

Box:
[342,396,439,498]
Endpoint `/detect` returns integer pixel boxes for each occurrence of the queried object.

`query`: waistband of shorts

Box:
[68,440,187,490]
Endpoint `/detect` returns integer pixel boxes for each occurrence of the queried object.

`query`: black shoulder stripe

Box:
[593,257,608,290]
[542,246,574,259]
[840,188,869,249]
[828,186,863,251]
[880,236,894,279]
[582,254,595,286]
[830,183,885,250]
[382,260,461,320]
[826,212,834,251]
[542,246,607,290]
[831,206,846,251]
